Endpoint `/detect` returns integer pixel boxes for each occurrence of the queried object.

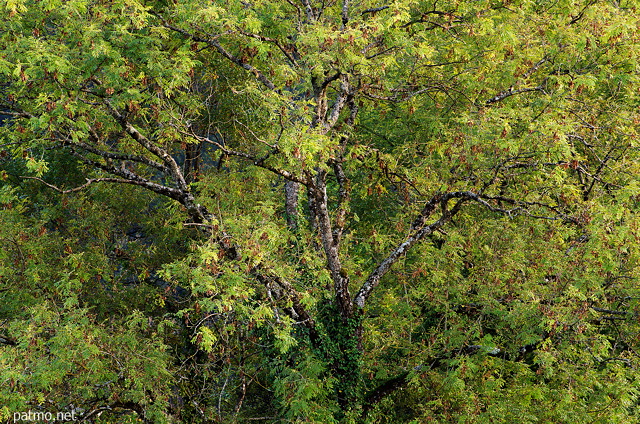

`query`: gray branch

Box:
[312,170,352,319]
[158,19,277,91]
[106,102,190,192]
[485,86,543,105]
[196,134,309,185]
[59,135,170,174]
[355,190,574,309]
[354,194,466,309]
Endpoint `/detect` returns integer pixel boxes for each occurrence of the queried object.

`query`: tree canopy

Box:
[1,0,640,422]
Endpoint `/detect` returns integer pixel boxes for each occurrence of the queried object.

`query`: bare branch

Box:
[0,110,34,119]
[569,0,598,25]
[362,85,441,102]
[522,57,549,79]
[236,29,299,67]
[105,102,190,192]
[409,193,442,230]
[254,265,317,334]
[591,307,632,316]
[355,189,575,308]
[341,0,350,29]
[402,10,462,30]
[19,176,163,194]
[485,86,543,105]
[324,75,351,132]
[182,223,217,229]
[0,334,17,346]
[365,46,399,60]
[60,135,170,174]
[354,193,466,309]
[284,0,303,22]
[312,170,352,319]
[469,192,578,223]
[156,18,277,91]
[68,148,210,223]
[192,133,309,185]
[362,6,390,15]
[582,145,617,200]
[330,159,349,246]
[320,72,342,90]
[331,97,357,245]
[483,57,548,105]
[300,0,316,21]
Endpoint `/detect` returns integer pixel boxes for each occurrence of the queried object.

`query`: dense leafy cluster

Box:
[1,0,640,422]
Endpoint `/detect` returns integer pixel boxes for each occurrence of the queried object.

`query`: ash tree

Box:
[1,0,640,422]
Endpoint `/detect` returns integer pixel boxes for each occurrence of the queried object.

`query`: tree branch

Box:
[236,29,299,67]
[330,159,350,247]
[569,0,598,25]
[312,170,352,320]
[193,133,309,186]
[300,0,316,21]
[341,0,350,29]
[58,133,170,174]
[582,145,616,200]
[362,6,389,15]
[324,75,351,132]
[158,19,277,91]
[69,148,210,222]
[106,102,191,192]
[354,193,467,309]
[0,334,17,346]
[254,265,318,343]
[483,57,548,105]
[355,189,574,309]
[19,176,168,195]
[485,86,543,105]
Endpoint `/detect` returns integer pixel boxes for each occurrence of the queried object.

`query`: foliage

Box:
[1,0,640,422]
